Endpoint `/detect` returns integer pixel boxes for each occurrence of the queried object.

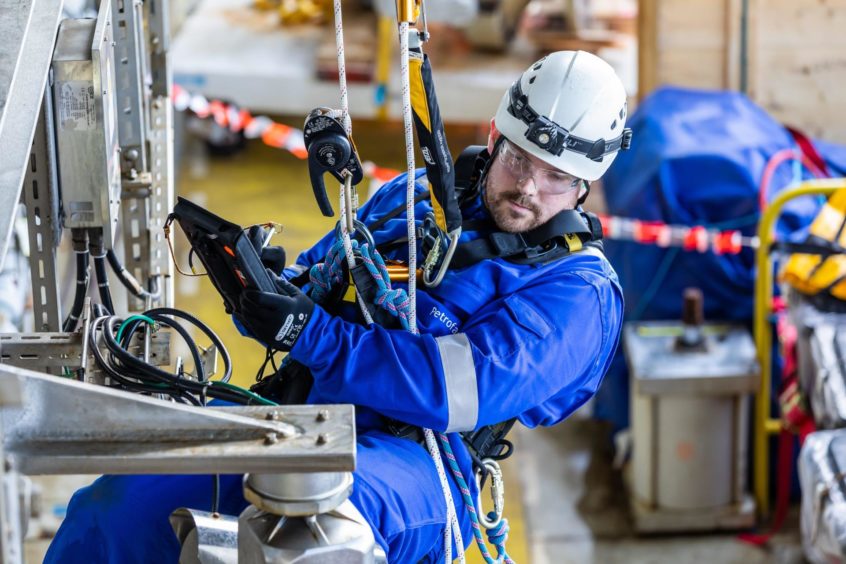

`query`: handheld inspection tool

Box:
[166,197,277,314]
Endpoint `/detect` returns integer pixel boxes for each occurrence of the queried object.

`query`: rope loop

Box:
[307,237,413,332]
[486,516,509,551]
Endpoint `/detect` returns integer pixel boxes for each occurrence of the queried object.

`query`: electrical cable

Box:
[255,348,281,382]
[117,315,156,343]
[93,254,115,315]
[146,307,232,382]
[105,249,162,301]
[63,251,90,332]
[87,306,274,407]
[211,474,220,515]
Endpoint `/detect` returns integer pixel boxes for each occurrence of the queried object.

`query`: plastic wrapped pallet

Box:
[799,430,846,563]
[790,295,846,428]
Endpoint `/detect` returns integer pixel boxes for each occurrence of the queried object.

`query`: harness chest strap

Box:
[448,208,603,268]
[364,191,603,272]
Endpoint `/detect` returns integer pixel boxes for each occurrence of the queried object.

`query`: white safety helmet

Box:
[494,51,631,182]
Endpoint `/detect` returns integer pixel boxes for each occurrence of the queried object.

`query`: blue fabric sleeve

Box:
[288,269,622,430]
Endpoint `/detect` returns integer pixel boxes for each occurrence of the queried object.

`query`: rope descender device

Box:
[303,107,364,217]
[478,459,506,529]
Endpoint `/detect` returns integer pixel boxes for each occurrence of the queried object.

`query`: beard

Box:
[484,188,545,233]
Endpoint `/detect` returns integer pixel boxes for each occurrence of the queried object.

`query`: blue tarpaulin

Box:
[594,87,846,430]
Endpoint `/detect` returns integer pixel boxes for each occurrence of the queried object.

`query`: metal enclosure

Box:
[52,2,122,248]
[624,322,758,532]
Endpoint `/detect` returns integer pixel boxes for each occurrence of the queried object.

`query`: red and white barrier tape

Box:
[598,215,758,255]
[173,84,308,159]
[172,86,759,256]
[173,84,397,186]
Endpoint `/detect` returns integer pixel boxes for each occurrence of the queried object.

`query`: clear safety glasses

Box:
[497,139,584,195]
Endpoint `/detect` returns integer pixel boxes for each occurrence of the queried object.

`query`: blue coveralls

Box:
[45,170,624,563]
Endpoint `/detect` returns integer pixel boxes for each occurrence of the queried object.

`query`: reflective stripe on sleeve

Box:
[435,333,478,432]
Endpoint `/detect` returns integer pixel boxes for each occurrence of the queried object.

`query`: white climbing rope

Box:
[399,19,465,563]
[332,3,465,560]
[332,0,373,325]
[398,22,418,333]
[333,0,352,135]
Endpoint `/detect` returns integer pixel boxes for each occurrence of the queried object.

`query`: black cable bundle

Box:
[93,254,115,315]
[106,249,162,302]
[62,251,90,333]
[88,307,275,407]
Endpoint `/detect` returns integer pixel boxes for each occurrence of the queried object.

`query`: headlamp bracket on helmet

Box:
[507,81,632,163]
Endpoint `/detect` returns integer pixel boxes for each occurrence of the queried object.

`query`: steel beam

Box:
[0,0,64,270]
[0,365,355,475]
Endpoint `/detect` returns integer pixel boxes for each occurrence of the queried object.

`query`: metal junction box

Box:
[624,322,759,533]
[52,1,121,247]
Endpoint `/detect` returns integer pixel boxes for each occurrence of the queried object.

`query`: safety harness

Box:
[255,142,605,564]
[264,3,605,562]
[367,144,605,271]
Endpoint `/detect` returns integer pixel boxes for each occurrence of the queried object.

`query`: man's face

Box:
[483,138,583,233]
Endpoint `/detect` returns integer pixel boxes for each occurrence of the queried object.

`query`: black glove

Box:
[247,225,287,275]
[239,271,315,352]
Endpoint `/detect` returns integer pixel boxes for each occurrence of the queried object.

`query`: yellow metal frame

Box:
[375,16,394,121]
[754,178,846,516]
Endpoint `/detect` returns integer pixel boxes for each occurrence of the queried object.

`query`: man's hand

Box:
[247,225,286,275]
[239,271,315,352]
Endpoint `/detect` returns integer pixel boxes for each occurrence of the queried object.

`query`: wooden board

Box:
[639,0,846,144]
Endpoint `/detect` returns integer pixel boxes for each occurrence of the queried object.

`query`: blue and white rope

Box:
[438,432,514,564]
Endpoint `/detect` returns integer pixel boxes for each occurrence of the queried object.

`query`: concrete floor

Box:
[513,418,805,564]
[25,121,808,563]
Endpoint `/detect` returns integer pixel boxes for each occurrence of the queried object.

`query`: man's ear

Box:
[487,118,500,153]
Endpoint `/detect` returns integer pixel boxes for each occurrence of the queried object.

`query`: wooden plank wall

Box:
[639,0,846,144]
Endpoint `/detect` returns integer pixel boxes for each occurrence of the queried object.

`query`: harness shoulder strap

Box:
[450,209,603,269]
[364,146,605,267]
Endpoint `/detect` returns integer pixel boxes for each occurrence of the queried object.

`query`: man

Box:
[46,50,627,563]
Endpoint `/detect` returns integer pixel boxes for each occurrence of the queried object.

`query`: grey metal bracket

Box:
[146,0,171,99]
[22,94,63,333]
[112,0,150,175]
[0,330,170,376]
[0,365,356,475]
[120,192,153,312]
[0,0,65,270]
[148,97,175,306]
[121,97,174,311]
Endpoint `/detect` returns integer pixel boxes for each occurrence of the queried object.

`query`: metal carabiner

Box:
[341,171,356,236]
[334,219,375,249]
[422,227,461,288]
[477,458,505,529]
